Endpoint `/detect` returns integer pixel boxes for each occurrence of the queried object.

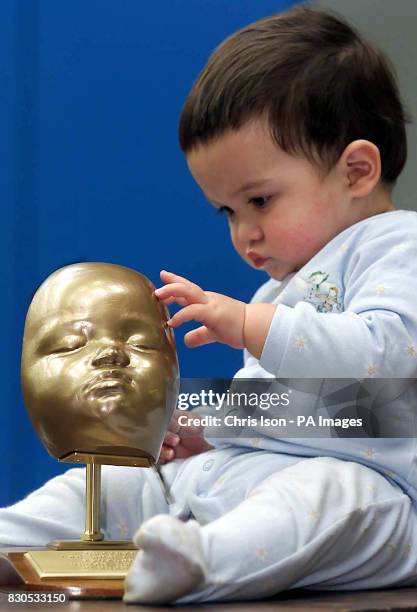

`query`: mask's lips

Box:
[83,369,133,396]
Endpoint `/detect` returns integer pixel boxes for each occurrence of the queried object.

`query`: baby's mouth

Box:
[247,251,271,268]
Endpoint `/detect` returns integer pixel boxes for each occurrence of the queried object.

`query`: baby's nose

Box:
[238,219,263,243]
[92,344,130,367]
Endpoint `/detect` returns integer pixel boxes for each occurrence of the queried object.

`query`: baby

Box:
[2,6,417,605]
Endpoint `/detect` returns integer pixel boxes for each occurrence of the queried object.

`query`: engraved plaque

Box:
[24,550,137,579]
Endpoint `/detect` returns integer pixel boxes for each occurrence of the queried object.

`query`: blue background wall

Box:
[0,0,296,506]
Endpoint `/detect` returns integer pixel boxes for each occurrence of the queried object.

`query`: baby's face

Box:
[21,263,178,462]
[187,118,352,281]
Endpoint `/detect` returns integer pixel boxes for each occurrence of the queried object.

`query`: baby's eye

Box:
[249,196,270,208]
[52,335,86,354]
[217,206,234,218]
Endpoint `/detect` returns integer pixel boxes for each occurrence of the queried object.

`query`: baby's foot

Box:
[123,515,207,604]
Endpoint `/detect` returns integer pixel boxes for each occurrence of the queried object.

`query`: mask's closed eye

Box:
[50,334,87,354]
[127,333,160,352]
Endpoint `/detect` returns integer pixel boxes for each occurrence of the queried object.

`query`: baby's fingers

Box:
[159,445,175,463]
[164,431,180,448]
[160,270,194,285]
[155,282,207,305]
[159,296,188,307]
[159,431,180,463]
[184,326,217,348]
[168,303,208,328]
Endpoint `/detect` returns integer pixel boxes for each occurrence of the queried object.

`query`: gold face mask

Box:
[21,263,179,466]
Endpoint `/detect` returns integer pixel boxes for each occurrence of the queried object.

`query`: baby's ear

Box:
[340,140,381,197]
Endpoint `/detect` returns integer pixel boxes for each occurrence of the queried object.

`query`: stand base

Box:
[48,539,136,550]
[0,551,134,599]
[25,549,137,579]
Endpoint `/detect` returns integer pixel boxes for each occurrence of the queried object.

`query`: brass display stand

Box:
[0,462,139,599]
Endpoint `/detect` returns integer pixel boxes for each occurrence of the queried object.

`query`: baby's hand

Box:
[159,409,214,464]
[154,270,246,348]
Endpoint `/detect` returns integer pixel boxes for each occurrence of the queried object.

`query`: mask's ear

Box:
[338,140,381,197]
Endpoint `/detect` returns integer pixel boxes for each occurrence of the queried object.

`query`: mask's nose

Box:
[91,344,130,368]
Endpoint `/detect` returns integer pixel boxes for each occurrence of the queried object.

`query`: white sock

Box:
[123,515,207,604]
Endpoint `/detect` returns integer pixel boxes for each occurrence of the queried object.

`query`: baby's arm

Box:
[155,270,275,358]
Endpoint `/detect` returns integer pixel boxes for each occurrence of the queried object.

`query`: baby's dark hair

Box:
[179,6,410,185]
